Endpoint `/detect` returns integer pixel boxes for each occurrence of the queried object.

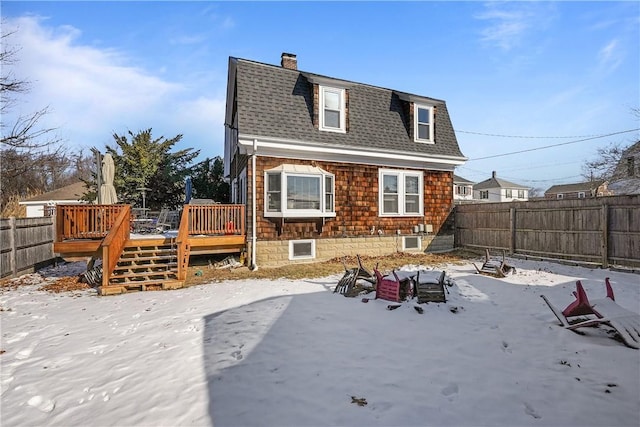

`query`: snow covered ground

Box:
[1,257,639,427]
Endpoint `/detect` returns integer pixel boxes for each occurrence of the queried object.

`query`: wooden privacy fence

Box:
[1,217,55,278]
[454,195,640,268]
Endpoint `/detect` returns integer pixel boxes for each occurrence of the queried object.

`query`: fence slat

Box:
[0,216,55,278]
[455,195,640,268]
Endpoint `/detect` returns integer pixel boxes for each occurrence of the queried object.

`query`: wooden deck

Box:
[53,204,246,294]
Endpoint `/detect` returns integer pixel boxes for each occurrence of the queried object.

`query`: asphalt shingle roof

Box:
[234,58,465,159]
[23,181,86,202]
[474,175,529,190]
[545,181,605,194]
[453,174,474,184]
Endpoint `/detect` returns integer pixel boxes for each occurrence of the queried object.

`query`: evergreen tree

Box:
[190,156,230,202]
[106,129,199,210]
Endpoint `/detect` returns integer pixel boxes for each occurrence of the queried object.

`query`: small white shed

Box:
[19,181,87,217]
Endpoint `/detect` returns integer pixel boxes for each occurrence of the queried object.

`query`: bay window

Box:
[265,165,335,218]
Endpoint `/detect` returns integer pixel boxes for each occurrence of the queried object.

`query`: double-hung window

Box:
[414,104,434,143]
[505,189,513,198]
[265,165,335,218]
[456,185,469,196]
[480,190,489,199]
[517,189,525,199]
[320,86,346,133]
[379,169,423,216]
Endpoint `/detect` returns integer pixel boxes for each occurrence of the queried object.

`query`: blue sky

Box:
[3,1,639,190]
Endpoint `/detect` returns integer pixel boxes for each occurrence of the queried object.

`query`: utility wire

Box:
[455,130,606,139]
[468,128,640,161]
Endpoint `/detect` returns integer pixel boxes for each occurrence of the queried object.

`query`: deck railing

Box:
[56,204,128,241]
[176,206,192,281]
[186,204,245,236]
[100,206,131,288]
[55,203,246,284]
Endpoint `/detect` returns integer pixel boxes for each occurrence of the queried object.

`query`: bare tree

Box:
[581,141,629,181]
[581,107,639,182]
[1,22,66,209]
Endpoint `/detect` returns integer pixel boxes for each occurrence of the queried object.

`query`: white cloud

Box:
[2,15,225,155]
[598,39,623,72]
[475,2,556,51]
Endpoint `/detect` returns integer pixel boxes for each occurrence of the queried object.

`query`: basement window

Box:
[289,239,315,260]
[402,236,421,251]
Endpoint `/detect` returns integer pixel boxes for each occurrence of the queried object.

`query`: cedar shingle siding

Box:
[253,157,453,240]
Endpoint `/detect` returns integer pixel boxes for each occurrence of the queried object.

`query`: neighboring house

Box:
[19,181,87,218]
[609,141,640,195]
[544,180,611,199]
[453,174,474,202]
[473,171,529,202]
[224,53,466,267]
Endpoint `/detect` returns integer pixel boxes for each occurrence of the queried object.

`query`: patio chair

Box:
[334,255,376,295]
[473,249,516,278]
[540,279,640,349]
[374,268,402,303]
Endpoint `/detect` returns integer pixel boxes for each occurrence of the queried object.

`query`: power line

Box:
[455,130,606,139]
[468,128,640,161]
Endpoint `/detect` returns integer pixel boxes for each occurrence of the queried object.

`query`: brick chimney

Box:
[281,52,297,70]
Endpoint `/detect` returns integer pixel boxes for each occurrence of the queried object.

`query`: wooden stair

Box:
[99,240,186,295]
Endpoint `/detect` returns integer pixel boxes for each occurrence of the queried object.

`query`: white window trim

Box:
[319,86,346,133]
[414,103,434,144]
[378,169,424,217]
[557,194,564,199]
[289,239,316,260]
[578,191,586,198]
[402,236,421,251]
[264,167,336,219]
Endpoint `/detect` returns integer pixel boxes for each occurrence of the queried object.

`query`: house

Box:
[544,180,611,199]
[224,53,466,267]
[453,174,474,202]
[19,181,87,217]
[473,171,529,202]
[609,141,640,195]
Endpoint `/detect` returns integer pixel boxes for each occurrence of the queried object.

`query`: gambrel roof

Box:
[230,56,465,161]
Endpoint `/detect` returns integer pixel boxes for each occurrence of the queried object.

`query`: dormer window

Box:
[414,104,434,143]
[320,86,345,133]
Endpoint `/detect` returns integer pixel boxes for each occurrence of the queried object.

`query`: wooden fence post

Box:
[601,202,609,268]
[509,207,516,255]
[9,216,16,277]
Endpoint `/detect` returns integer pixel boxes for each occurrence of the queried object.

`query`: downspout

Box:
[251,139,258,270]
